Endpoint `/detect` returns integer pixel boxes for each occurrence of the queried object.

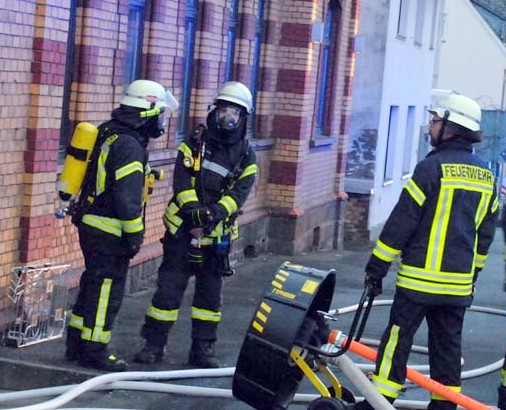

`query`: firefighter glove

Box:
[189,207,213,228]
[364,274,382,296]
[124,232,144,259]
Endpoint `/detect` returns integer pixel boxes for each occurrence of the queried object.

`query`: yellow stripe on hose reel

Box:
[57,122,99,200]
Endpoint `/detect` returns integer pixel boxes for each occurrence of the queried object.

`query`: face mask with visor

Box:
[140,107,167,138]
[215,104,244,131]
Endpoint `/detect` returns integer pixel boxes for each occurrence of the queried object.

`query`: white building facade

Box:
[345,0,442,242]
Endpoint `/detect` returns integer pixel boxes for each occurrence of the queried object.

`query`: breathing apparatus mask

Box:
[215,103,245,132]
[140,106,167,139]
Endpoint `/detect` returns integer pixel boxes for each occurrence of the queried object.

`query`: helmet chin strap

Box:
[435,109,450,147]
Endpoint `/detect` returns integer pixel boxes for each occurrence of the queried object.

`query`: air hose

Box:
[0,301,503,409]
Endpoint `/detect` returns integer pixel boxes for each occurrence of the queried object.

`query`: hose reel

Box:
[232,261,337,409]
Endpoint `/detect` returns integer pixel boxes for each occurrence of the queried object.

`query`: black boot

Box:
[78,353,127,372]
[135,344,165,364]
[65,324,83,361]
[188,339,220,368]
[498,385,506,410]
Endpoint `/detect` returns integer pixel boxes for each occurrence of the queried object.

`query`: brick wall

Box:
[344,193,371,245]
[267,0,360,253]
[0,0,360,316]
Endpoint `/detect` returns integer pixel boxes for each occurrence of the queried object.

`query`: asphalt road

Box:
[0,230,504,410]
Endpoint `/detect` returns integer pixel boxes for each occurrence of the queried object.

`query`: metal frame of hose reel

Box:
[233,261,375,410]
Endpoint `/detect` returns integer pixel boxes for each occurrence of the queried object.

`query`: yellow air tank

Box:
[57,122,99,201]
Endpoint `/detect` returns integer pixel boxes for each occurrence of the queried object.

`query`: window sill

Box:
[310,135,337,148]
[382,179,394,187]
[249,137,276,151]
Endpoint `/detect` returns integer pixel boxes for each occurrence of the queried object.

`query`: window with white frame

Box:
[384,106,399,182]
[402,106,415,176]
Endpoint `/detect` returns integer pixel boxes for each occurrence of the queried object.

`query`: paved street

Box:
[0,229,505,409]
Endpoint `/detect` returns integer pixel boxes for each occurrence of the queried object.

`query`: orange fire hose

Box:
[328,331,493,410]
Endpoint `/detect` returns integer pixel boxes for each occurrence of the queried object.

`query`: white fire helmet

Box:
[121,80,179,112]
[214,81,253,114]
[428,94,481,132]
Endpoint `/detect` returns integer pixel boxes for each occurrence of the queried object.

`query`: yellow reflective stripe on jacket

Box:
[116,160,143,181]
[122,216,143,234]
[163,201,183,234]
[426,175,495,272]
[430,386,461,401]
[405,179,425,206]
[146,305,179,322]
[81,279,113,345]
[82,214,122,237]
[372,239,400,263]
[475,193,490,229]
[238,163,258,180]
[96,142,111,196]
[204,219,239,241]
[474,252,487,269]
[398,264,473,295]
[501,368,506,386]
[426,185,453,271]
[176,189,199,207]
[68,313,84,330]
[492,195,499,213]
[191,306,221,322]
[178,142,192,157]
[218,195,238,215]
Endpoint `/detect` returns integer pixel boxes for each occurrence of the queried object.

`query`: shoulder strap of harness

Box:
[190,124,206,153]
[229,138,250,183]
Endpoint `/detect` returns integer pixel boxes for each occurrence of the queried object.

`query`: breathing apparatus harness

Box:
[69,125,118,227]
[70,123,149,228]
[186,123,251,276]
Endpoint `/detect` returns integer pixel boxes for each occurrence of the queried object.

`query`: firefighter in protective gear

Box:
[65,79,178,372]
[135,81,257,368]
[352,94,498,410]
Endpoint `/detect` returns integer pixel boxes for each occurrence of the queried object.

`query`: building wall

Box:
[345,0,388,183]
[0,0,359,317]
[266,0,360,254]
[345,0,440,242]
[435,0,506,110]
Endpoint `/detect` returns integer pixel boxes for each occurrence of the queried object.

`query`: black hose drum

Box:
[232,261,336,410]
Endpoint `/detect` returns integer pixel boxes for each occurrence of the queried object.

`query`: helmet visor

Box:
[216,104,243,131]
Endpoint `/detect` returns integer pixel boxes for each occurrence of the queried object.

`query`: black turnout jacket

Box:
[162,125,257,245]
[366,138,498,305]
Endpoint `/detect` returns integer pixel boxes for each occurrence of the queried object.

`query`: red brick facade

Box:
[0,0,360,313]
